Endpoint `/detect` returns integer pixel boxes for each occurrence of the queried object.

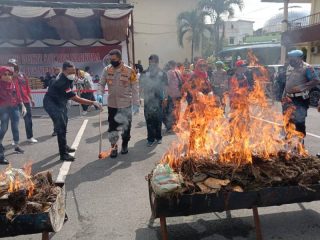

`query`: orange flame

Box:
[99,147,116,159]
[4,162,35,198]
[23,161,35,198]
[162,51,307,169]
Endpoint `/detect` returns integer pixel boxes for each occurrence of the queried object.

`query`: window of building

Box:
[229,37,235,45]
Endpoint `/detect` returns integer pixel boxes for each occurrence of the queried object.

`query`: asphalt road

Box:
[1,104,320,240]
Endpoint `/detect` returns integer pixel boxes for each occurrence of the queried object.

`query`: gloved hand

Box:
[97,95,103,104]
[93,101,103,111]
[21,104,27,117]
[132,105,139,115]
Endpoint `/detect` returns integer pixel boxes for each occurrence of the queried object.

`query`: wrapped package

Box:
[151,164,183,196]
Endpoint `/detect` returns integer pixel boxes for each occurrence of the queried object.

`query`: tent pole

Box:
[126,38,131,66]
[131,12,136,66]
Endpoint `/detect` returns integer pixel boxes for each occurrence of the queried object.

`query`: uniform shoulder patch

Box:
[106,66,114,74]
[123,63,133,70]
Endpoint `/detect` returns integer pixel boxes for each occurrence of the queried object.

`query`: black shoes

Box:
[0,157,9,165]
[110,144,118,158]
[59,146,76,161]
[14,145,24,154]
[121,143,128,155]
[66,145,76,153]
[317,153,320,158]
[52,132,57,137]
[0,145,8,165]
[60,153,75,161]
[60,146,76,161]
[110,142,128,157]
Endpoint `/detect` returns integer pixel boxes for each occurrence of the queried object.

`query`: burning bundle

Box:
[0,165,62,220]
[173,153,320,194]
[150,52,318,196]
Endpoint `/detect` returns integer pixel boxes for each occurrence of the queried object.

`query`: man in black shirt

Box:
[135,60,144,74]
[43,61,102,161]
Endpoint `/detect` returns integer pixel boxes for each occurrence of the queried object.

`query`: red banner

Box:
[0,45,121,78]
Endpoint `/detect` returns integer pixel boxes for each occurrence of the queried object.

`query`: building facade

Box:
[223,20,254,46]
[282,0,320,64]
[128,0,199,67]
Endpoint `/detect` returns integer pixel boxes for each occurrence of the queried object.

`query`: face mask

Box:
[289,59,300,68]
[67,74,76,81]
[111,61,121,68]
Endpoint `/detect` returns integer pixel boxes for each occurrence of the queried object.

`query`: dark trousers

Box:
[0,106,20,145]
[163,96,180,130]
[144,104,162,142]
[44,96,68,156]
[22,102,33,139]
[108,106,132,145]
[80,92,97,111]
[283,96,309,137]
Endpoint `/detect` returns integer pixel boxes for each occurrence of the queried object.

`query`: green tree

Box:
[177,9,210,61]
[198,0,244,55]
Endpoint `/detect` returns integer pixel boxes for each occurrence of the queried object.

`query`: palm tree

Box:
[198,0,244,55]
[177,9,209,61]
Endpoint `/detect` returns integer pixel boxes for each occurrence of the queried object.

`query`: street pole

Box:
[280,0,289,65]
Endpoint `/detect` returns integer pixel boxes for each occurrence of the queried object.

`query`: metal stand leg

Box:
[42,232,49,240]
[226,210,232,219]
[160,216,169,240]
[252,207,263,240]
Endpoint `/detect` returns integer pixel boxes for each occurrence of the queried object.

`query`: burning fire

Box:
[162,51,306,169]
[3,162,34,198]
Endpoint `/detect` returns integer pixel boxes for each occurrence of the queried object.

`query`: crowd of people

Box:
[0,48,319,164]
[0,59,103,164]
[0,59,39,165]
[96,49,320,159]
[139,55,252,147]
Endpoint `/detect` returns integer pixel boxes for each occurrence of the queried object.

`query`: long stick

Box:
[77,87,82,117]
[99,110,102,155]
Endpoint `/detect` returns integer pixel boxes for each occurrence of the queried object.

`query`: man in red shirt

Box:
[8,59,38,143]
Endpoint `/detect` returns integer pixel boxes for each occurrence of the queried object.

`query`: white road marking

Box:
[56,119,88,183]
[250,116,283,126]
[306,132,320,139]
[251,115,320,140]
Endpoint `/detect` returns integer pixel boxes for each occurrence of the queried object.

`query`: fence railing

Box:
[288,11,320,31]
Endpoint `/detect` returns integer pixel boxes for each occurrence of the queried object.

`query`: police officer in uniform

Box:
[44,61,102,161]
[98,49,139,158]
[282,50,320,142]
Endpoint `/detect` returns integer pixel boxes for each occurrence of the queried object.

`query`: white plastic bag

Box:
[151,164,183,196]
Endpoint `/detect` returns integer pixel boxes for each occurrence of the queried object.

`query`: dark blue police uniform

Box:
[43,73,76,158]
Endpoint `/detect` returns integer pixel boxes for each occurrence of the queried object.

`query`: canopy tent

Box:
[0,1,135,107]
[0,0,135,65]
